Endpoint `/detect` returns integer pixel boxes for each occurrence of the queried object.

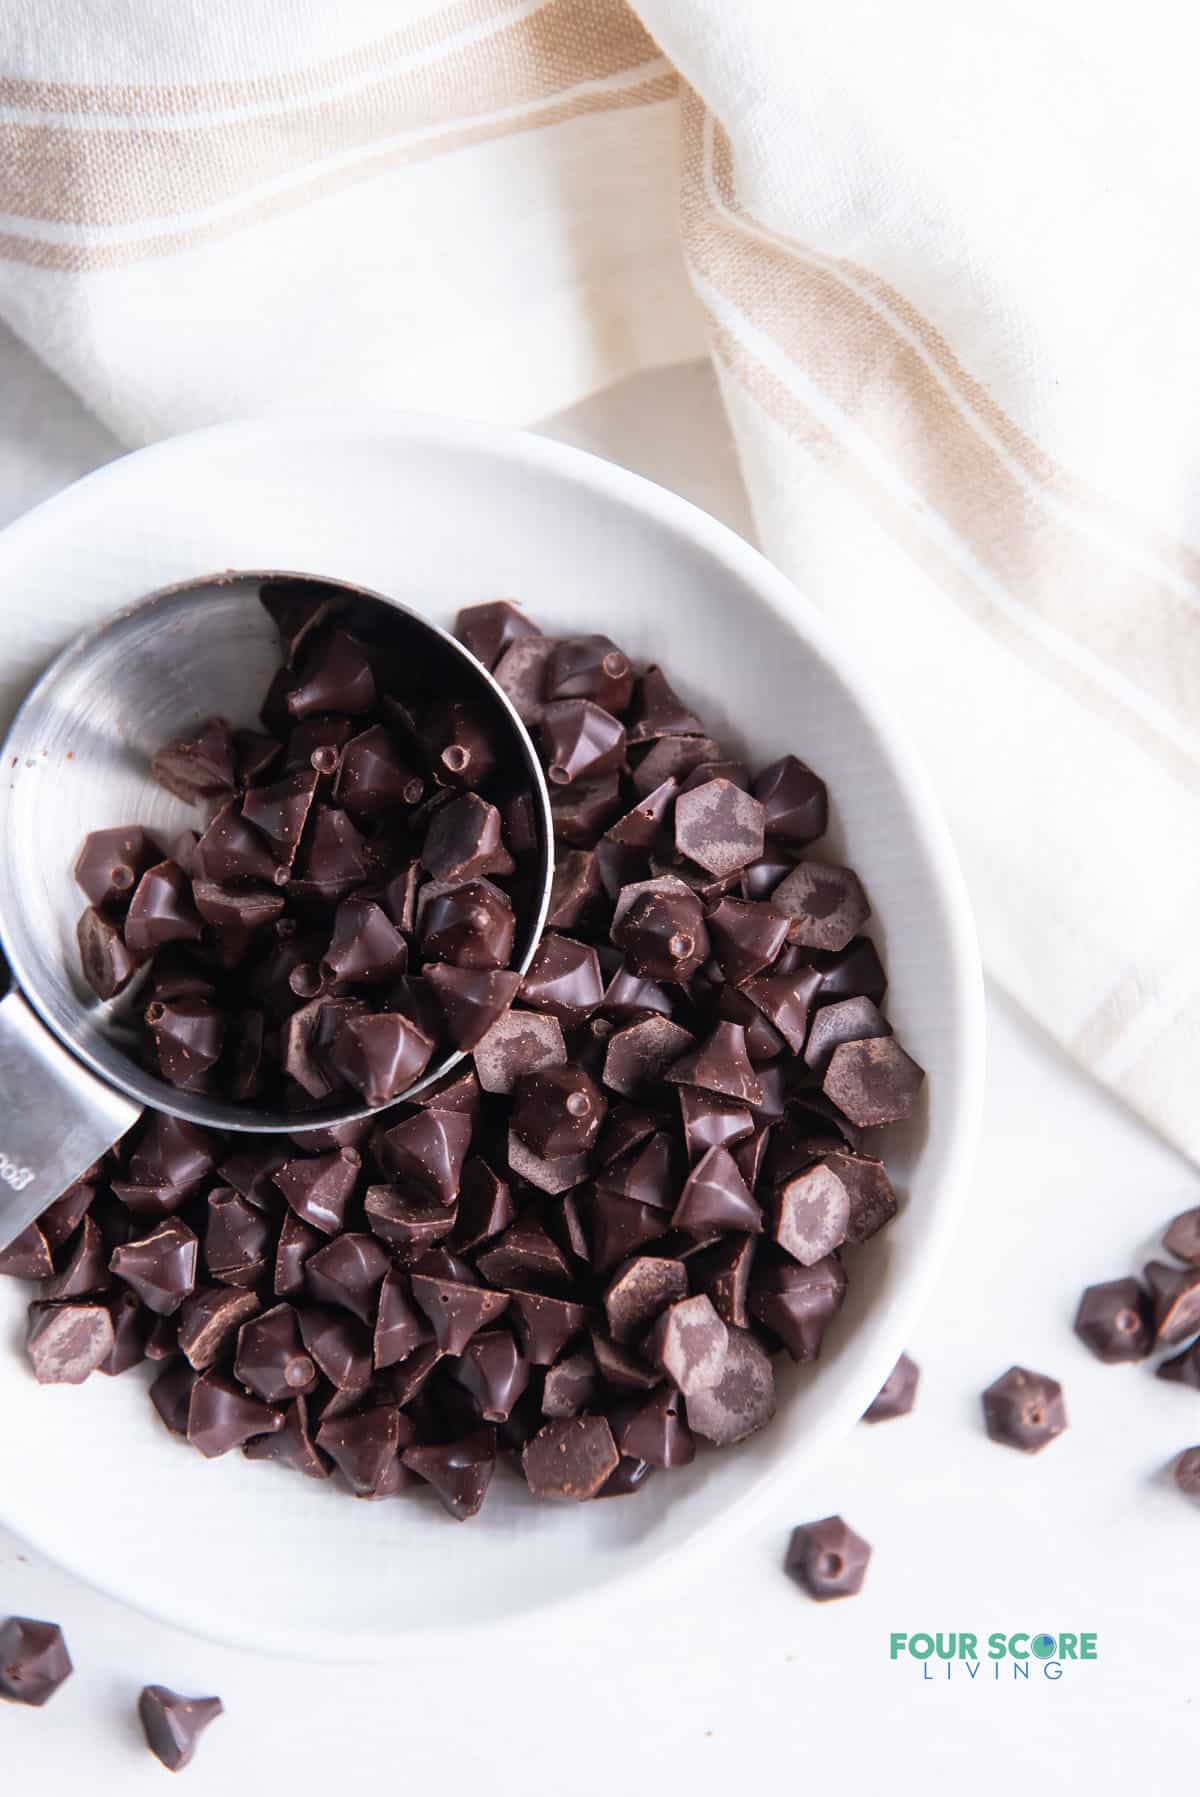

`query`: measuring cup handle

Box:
[0,988,141,1253]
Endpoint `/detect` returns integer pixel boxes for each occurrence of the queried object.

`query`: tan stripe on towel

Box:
[680,95,1200,751]
[0,0,660,228]
[0,69,677,271]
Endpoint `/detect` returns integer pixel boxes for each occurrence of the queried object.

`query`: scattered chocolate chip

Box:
[547,635,634,713]
[541,1351,597,1418]
[274,1148,361,1234]
[602,1016,695,1099]
[177,1285,260,1371]
[752,755,828,846]
[666,1022,762,1106]
[1144,1261,1200,1345]
[673,1145,762,1236]
[617,1386,694,1467]
[603,1256,688,1342]
[0,1617,73,1706]
[457,599,542,671]
[109,1218,198,1315]
[771,862,870,953]
[785,1516,870,1600]
[453,1329,530,1422]
[643,1293,729,1395]
[1163,1208,1200,1266]
[674,778,765,878]
[981,1366,1066,1452]
[1073,1278,1154,1363]
[862,1352,919,1421]
[138,1684,224,1771]
[187,1370,284,1457]
[1172,1446,1200,1499]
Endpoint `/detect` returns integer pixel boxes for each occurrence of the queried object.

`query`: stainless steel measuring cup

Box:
[0,572,553,1251]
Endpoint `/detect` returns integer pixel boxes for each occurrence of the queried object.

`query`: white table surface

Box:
[1,329,1195,1794]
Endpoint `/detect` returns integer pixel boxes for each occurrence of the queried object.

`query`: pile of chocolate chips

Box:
[1,598,925,1517]
[72,580,539,1112]
[1075,1204,1200,1497]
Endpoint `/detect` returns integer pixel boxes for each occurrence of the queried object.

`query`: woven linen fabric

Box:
[1,0,1197,1156]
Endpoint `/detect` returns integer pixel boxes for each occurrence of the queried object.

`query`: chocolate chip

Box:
[298,1307,372,1390]
[110,1218,198,1315]
[770,862,870,954]
[684,1326,775,1443]
[589,1191,669,1271]
[597,1456,656,1498]
[511,1066,607,1158]
[785,1516,870,1600]
[547,635,635,713]
[475,1218,572,1290]
[1156,1341,1200,1389]
[1073,1278,1154,1363]
[822,1036,925,1128]
[981,1366,1066,1452]
[752,755,828,845]
[328,1011,435,1106]
[124,861,204,955]
[0,1617,73,1706]
[631,734,723,797]
[138,1684,224,1771]
[274,1210,321,1296]
[770,1163,850,1265]
[0,1222,53,1282]
[705,897,790,985]
[334,724,423,819]
[862,1352,920,1421]
[1144,1261,1200,1345]
[472,1009,566,1095]
[1172,1447,1200,1499]
[541,1351,597,1418]
[493,634,556,725]
[1164,1208,1200,1265]
[617,1386,695,1467]
[306,1233,391,1323]
[365,1185,456,1262]
[453,1329,530,1422]
[446,1167,511,1258]
[380,1109,471,1205]
[541,699,626,786]
[425,964,522,1049]
[688,1234,756,1329]
[506,1130,590,1196]
[673,1145,763,1236]
[403,1428,497,1519]
[74,826,161,912]
[674,778,765,878]
[546,848,603,928]
[596,1131,682,1210]
[411,1274,509,1355]
[803,997,892,1078]
[550,773,623,846]
[204,1189,273,1287]
[603,1256,688,1342]
[76,907,142,999]
[149,1359,196,1433]
[316,1405,403,1496]
[456,599,542,671]
[187,1370,284,1457]
[287,627,376,719]
[177,1285,260,1371]
[642,1293,729,1395]
[627,666,705,742]
[522,1415,619,1499]
[665,1022,762,1107]
[612,878,709,982]
[520,934,604,1024]
[602,1016,695,1099]
[43,1213,109,1299]
[274,1148,361,1233]
[749,1253,846,1361]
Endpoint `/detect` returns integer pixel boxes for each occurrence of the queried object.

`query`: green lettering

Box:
[890,1634,908,1659]
[1010,1634,1030,1659]
[1058,1633,1078,1660]
[987,1632,1006,1659]
[909,1633,934,1660]
[1080,1633,1098,1661]
[959,1633,978,1660]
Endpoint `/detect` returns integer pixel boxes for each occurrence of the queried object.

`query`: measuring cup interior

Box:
[0,573,552,1133]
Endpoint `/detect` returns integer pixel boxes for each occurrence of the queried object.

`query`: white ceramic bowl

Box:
[0,414,984,1658]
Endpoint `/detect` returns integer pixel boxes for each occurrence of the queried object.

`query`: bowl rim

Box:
[0,409,986,1659]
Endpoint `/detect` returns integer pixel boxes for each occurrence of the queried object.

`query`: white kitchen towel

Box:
[1,0,1198,1159]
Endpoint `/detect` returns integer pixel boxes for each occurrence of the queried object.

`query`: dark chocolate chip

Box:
[547,635,634,713]
[1144,1261,1200,1345]
[540,700,626,787]
[522,1415,619,1499]
[287,628,376,718]
[456,599,542,671]
[752,755,828,846]
[688,1234,757,1329]
[981,1366,1066,1452]
[124,861,204,955]
[425,963,522,1050]
[0,1222,54,1281]
[705,897,790,985]
[0,1617,74,1707]
[403,1428,497,1519]
[305,1233,391,1323]
[410,1274,509,1355]
[316,1405,403,1495]
[770,1162,850,1265]
[804,997,892,1077]
[328,1012,435,1107]
[508,1291,589,1365]
[187,1370,284,1457]
[749,1253,846,1361]
[380,1109,471,1205]
[43,1213,109,1299]
[542,1351,597,1418]
[453,1329,530,1422]
[243,1393,330,1479]
[109,1218,198,1315]
[1164,1208,1200,1265]
[665,1021,762,1106]
[862,1352,920,1421]
[420,879,515,970]
[177,1285,260,1371]
[334,724,424,820]
[273,1148,361,1235]
[627,666,705,742]
[520,934,604,1025]
[785,1516,870,1600]
[149,1358,196,1433]
[298,1306,373,1390]
[546,848,603,929]
[1073,1279,1153,1363]
[274,1209,321,1296]
[204,1189,274,1287]
[683,1325,775,1443]
[673,1145,762,1236]
[76,906,142,999]
[604,1256,687,1342]
[602,1016,695,1099]
[822,1036,924,1128]
[617,1385,695,1467]
[74,826,161,912]
[674,778,765,878]
[771,862,870,953]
